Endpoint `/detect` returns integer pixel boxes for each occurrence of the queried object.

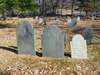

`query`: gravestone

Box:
[67,17,77,28]
[92,16,95,21]
[16,20,36,55]
[35,16,39,24]
[77,16,80,21]
[70,34,87,59]
[38,17,44,25]
[82,27,93,43]
[91,13,96,21]
[67,17,71,26]
[42,25,64,58]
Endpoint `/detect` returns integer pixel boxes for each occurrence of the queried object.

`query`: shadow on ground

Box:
[0,23,16,29]
[0,46,18,53]
[0,46,71,58]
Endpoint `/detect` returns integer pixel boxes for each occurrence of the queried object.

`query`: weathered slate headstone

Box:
[77,16,80,21]
[91,13,96,21]
[92,16,95,21]
[70,34,87,59]
[35,16,39,24]
[38,17,44,25]
[16,20,36,55]
[42,25,64,58]
[67,17,71,26]
[82,27,93,43]
[67,17,77,28]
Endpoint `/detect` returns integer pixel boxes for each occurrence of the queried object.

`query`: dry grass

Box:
[0,50,100,75]
[0,18,100,75]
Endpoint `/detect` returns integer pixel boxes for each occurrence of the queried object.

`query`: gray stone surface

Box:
[77,16,80,21]
[42,25,64,58]
[82,27,93,43]
[70,34,87,59]
[16,20,36,55]
[67,17,77,28]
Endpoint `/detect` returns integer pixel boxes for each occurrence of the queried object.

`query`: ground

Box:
[0,17,100,75]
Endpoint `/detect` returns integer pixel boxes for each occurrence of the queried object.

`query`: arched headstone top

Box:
[17,19,32,27]
[77,16,80,21]
[67,17,77,28]
[72,34,84,42]
[82,27,93,42]
[43,25,61,32]
[16,20,33,39]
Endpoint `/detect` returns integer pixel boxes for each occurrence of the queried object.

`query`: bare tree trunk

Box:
[85,11,88,16]
[71,0,74,16]
[38,0,42,15]
[2,9,6,20]
[51,0,54,14]
[42,0,46,16]
[93,0,96,17]
[60,0,63,16]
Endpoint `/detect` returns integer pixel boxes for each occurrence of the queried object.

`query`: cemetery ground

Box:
[0,17,100,75]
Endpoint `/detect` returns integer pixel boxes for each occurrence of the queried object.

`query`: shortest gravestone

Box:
[42,25,64,58]
[16,19,36,55]
[70,34,87,59]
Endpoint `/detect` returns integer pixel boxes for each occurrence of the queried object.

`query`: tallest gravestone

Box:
[16,20,36,55]
[42,25,64,58]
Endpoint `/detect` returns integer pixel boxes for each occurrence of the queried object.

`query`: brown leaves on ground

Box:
[0,49,100,75]
[0,18,100,75]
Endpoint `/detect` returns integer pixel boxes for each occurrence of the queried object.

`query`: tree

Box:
[5,0,16,17]
[0,0,6,20]
[39,0,58,16]
[71,0,75,16]
[90,0,100,15]
[0,0,17,19]
[16,0,39,17]
[77,0,100,16]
